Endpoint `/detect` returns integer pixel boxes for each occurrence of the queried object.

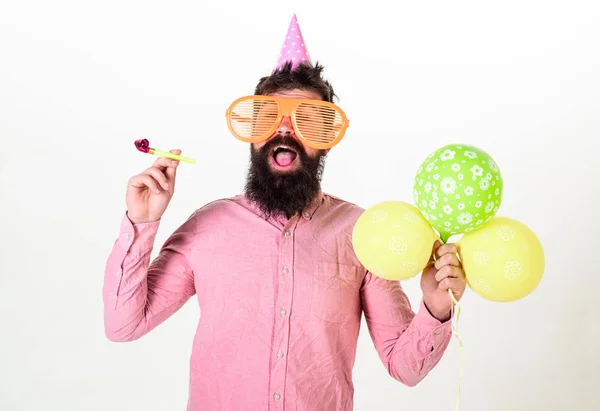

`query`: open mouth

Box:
[271,145,299,170]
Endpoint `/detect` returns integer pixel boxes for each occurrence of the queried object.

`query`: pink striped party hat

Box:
[274,14,311,71]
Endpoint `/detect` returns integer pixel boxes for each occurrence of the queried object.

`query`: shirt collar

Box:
[301,190,323,220]
[241,190,324,221]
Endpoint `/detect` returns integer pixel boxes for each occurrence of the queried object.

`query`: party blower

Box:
[134,138,196,164]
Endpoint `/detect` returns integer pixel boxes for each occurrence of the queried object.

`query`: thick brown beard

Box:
[244,134,326,219]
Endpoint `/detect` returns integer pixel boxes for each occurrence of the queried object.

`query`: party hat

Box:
[274,14,311,71]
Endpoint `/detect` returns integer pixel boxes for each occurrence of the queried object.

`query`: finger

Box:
[129,174,162,194]
[434,252,461,270]
[143,167,171,191]
[435,266,463,282]
[438,277,465,292]
[152,153,180,170]
[436,243,458,258]
[428,240,442,264]
[164,149,181,181]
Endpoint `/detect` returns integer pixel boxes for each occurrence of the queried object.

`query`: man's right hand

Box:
[126,149,181,224]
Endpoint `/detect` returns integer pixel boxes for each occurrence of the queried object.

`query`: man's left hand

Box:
[420,241,467,322]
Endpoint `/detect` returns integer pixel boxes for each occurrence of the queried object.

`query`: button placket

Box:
[269,220,298,407]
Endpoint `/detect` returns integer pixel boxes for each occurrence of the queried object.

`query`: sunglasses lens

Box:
[229,98,279,141]
[295,103,345,148]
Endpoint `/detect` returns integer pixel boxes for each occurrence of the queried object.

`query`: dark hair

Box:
[254,61,337,103]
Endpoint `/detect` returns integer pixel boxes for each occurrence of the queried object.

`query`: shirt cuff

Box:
[117,212,161,255]
[414,299,453,347]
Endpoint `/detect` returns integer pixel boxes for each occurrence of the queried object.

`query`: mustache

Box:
[259,133,306,156]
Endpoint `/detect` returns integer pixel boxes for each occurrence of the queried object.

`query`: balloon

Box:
[414,144,503,242]
[457,216,545,302]
[352,201,439,281]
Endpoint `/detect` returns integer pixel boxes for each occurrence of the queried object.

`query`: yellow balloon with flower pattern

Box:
[457,216,545,302]
[352,201,440,281]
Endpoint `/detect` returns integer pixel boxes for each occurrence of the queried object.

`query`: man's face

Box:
[251,88,329,167]
[244,88,329,218]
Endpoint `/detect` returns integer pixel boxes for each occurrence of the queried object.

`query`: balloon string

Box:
[433,238,463,410]
[448,288,463,411]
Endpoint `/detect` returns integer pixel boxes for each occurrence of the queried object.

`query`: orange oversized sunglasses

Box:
[225,95,349,150]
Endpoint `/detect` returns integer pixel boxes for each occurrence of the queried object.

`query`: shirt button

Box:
[284,230,291,237]
[304,212,311,218]
[280,308,286,316]
[273,393,280,400]
[124,233,132,240]
[277,350,284,358]
[282,267,289,275]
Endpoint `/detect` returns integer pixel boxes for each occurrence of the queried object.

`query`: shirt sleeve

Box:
[360,271,453,387]
[102,212,197,342]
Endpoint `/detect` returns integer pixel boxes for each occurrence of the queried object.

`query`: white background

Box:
[1,1,598,410]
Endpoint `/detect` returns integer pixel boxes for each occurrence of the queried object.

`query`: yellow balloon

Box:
[458,216,545,302]
[352,201,440,280]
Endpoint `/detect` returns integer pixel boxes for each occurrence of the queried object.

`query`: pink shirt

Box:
[103,192,452,411]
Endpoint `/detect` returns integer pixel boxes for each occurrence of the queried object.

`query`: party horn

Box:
[134,138,196,164]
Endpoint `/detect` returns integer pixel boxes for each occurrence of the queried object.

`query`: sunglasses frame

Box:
[225,95,350,150]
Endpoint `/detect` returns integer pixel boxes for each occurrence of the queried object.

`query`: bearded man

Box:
[103,14,466,411]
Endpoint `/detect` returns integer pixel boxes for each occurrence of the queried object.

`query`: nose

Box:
[276,115,294,135]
